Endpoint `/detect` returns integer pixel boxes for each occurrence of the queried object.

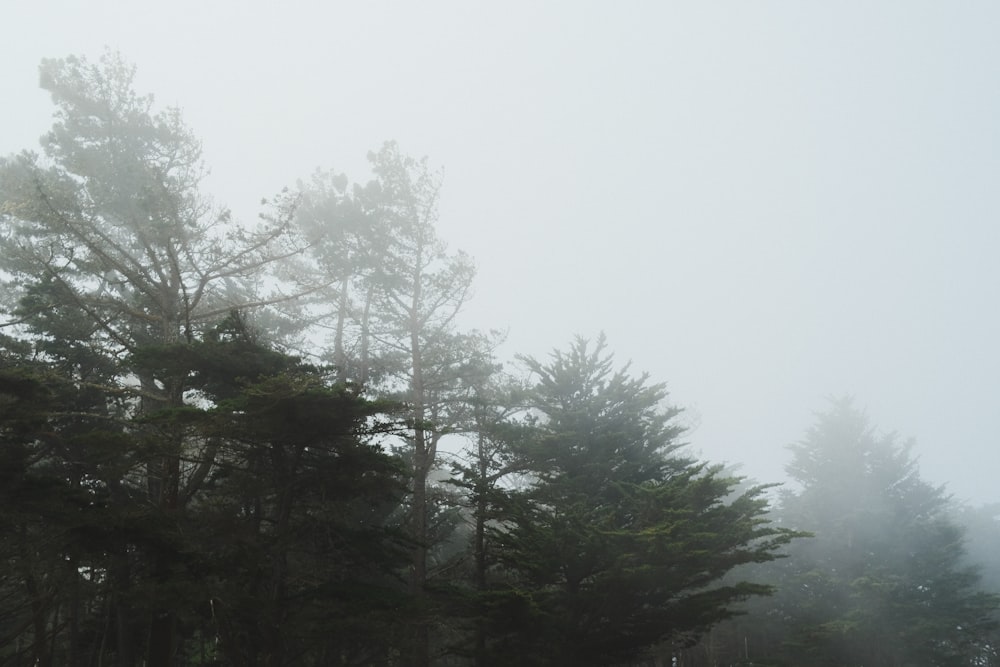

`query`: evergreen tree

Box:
[0,52,305,664]
[143,317,411,665]
[491,336,797,666]
[762,399,998,666]
[0,335,155,665]
[443,359,536,665]
[954,503,1000,666]
[342,142,487,666]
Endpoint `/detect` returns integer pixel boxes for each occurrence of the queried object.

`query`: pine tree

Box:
[126,314,413,665]
[0,52,305,664]
[764,399,999,666]
[491,336,797,666]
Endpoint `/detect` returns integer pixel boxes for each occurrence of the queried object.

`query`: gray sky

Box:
[3,1,1000,504]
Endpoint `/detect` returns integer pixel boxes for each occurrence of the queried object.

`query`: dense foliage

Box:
[479,338,799,666]
[1,52,997,667]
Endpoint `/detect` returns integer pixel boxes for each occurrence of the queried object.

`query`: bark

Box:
[408,248,431,667]
[473,429,489,667]
[333,275,350,380]
[360,281,375,386]
[143,369,184,667]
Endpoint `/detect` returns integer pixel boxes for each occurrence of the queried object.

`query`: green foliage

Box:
[10,49,997,667]
[0,346,142,665]
[0,328,412,665]
[487,336,799,666]
[131,329,412,665]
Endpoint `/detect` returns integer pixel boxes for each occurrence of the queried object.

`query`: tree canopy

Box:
[2,52,997,667]
[485,337,800,665]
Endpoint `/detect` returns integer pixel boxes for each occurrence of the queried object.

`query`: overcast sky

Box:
[3,2,1000,504]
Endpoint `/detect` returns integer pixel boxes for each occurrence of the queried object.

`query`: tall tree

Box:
[491,336,798,666]
[0,53,299,348]
[758,399,999,666]
[0,52,303,665]
[346,142,486,666]
[442,355,536,665]
[955,504,1000,666]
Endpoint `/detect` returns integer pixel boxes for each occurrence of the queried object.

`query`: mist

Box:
[2,4,1000,664]
[3,3,998,503]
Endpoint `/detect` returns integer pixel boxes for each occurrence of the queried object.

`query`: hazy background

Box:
[3,2,999,503]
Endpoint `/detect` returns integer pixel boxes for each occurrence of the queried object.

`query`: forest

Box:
[1,52,999,667]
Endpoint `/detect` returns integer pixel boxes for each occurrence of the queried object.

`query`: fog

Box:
[4,1,999,503]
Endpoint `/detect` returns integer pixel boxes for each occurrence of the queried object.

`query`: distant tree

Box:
[955,503,1000,593]
[954,503,1000,666]
[489,336,798,666]
[274,167,383,380]
[757,399,999,666]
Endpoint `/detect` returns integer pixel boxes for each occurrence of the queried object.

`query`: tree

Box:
[0,331,163,666]
[437,355,536,665]
[758,399,999,666]
[0,309,413,666]
[0,52,304,665]
[332,142,486,666]
[0,53,299,348]
[955,503,1000,666]
[0,357,87,666]
[490,336,798,666]
[276,168,381,381]
[132,315,411,665]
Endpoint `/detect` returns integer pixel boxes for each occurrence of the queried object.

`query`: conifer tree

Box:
[491,336,797,666]
[0,52,304,664]
[132,314,410,665]
[760,399,999,666]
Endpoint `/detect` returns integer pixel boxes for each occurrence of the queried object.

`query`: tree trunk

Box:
[409,265,430,667]
[143,371,183,667]
[333,275,350,380]
[112,551,138,667]
[473,430,489,666]
[360,281,375,386]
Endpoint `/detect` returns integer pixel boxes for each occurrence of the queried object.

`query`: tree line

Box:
[0,52,997,667]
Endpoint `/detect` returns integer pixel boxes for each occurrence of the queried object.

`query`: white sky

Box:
[3,1,1000,503]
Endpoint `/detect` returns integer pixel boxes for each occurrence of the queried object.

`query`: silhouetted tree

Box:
[134,316,411,665]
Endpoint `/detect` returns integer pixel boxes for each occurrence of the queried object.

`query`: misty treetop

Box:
[0,53,304,350]
[1,51,998,667]
[675,399,1000,667]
